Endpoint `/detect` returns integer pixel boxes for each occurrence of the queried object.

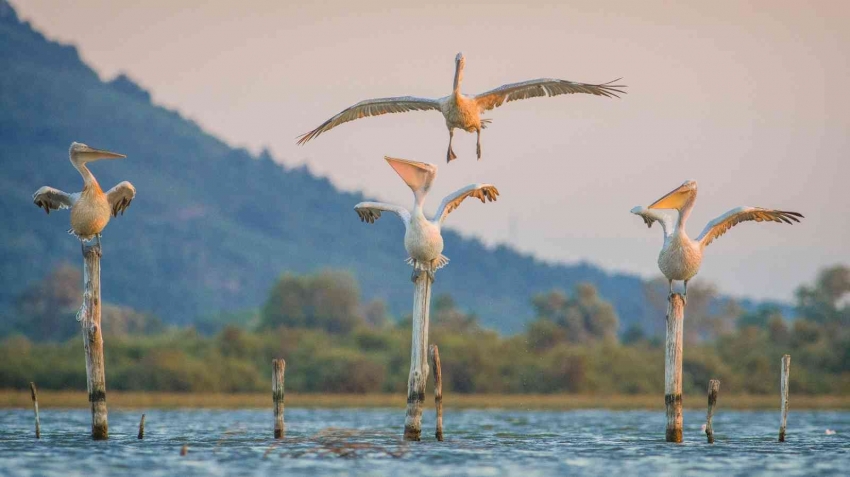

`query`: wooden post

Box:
[180,444,188,456]
[404,272,432,441]
[80,243,108,440]
[779,354,791,442]
[138,414,145,439]
[705,379,719,444]
[665,293,684,443]
[273,358,286,439]
[29,382,40,439]
[429,344,443,441]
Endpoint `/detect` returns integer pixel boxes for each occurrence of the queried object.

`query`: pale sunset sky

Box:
[13,0,850,302]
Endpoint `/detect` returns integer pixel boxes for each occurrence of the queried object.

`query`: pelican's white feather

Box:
[354,202,411,226]
[697,207,803,248]
[435,183,499,224]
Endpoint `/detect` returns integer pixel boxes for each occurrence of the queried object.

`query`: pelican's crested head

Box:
[648,180,697,210]
[69,142,126,165]
[385,156,436,194]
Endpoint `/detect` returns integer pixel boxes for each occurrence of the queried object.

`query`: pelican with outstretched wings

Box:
[355,157,499,281]
[33,142,136,248]
[299,53,624,163]
[631,180,803,300]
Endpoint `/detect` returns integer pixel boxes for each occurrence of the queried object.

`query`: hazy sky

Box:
[14,0,849,301]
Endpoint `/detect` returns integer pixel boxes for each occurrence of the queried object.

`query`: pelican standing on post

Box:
[32,142,136,249]
[355,156,499,281]
[31,141,135,441]
[298,53,625,162]
[354,156,499,441]
[631,180,803,301]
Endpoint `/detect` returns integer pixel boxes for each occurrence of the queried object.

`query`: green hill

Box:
[0,1,659,333]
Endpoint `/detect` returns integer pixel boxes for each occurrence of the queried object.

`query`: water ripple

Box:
[0,409,847,476]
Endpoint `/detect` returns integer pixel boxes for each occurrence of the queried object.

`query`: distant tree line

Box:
[0,265,848,395]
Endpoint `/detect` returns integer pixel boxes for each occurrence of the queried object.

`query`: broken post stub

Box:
[779,354,791,442]
[705,379,720,444]
[273,358,286,439]
[30,382,40,439]
[138,414,145,440]
[429,344,443,441]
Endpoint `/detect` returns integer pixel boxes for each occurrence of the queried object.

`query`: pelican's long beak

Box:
[648,184,691,210]
[385,156,436,193]
[81,145,126,161]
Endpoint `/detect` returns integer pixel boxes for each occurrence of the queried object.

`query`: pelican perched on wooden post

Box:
[354,156,499,440]
[632,179,801,443]
[631,180,803,301]
[31,141,136,440]
[298,53,624,163]
[32,142,136,248]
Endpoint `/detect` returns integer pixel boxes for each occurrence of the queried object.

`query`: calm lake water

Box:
[0,408,847,476]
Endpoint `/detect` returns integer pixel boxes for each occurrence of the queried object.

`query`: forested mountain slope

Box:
[1,2,664,332]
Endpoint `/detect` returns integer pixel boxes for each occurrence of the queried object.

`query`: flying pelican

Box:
[298,53,624,162]
[32,142,136,249]
[355,156,499,281]
[631,180,803,301]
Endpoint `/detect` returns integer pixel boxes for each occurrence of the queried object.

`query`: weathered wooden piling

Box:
[29,382,40,439]
[705,379,720,444]
[138,414,145,439]
[180,444,188,456]
[404,272,432,441]
[80,243,108,440]
[273,358,286,439]
[779,354,791,442]
[429,344,443,441]
[665,293,684,443]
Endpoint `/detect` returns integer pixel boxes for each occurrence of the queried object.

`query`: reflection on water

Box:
[0,409,848,476]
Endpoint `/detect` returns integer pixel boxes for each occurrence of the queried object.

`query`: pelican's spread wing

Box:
[474,78,625,112]
[106,181,136,217]
[354,202,411,226]
[33,186,76,214]
[297,96,442,144]
[630,206,674,239]
[435,184,499,224]
[697,207,803,248]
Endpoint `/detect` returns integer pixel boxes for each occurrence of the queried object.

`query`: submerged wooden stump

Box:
[705,379,720,444]
[665,293,684,443]
[404,272,432,441]
[80,243,108,440]
[30,382,40,439]
[273,358,286,439]
[779,354,791,442]
[429,344,443,441]
[138,414,145,440]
